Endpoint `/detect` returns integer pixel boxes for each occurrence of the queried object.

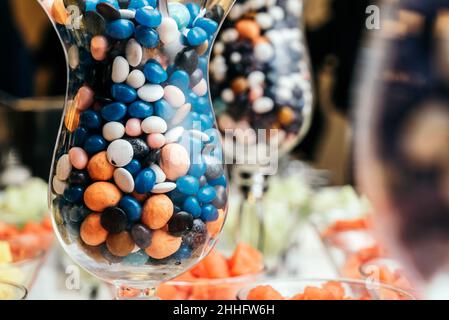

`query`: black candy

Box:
[183,219,207,249]
[168,211,194,236]
[190,69,203,87]
[69,170,90,185]
[100,207,128,234]
[205,5,224,23]
[125,138,150,160]
[96,2,121,21]
[131,224,153,249]
[175,48,199,74]
[144,149,161,166]
[83,11,106,36]
[212,186,227,209]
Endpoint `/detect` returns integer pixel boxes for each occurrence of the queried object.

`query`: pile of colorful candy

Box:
[245,280,413,300]
[44,0,228,276]
[210,0,312,154]
[157,243,264,300]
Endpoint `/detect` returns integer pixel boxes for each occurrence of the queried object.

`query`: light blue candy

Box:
[187,27,207,46]
[208,175,227,187]
[123,250,149,266]
[106,19,135,40]
[185,3,200,28]
[136,7,162,28]
[135,25,160,48]
[169,70,190,91]
[143,60,168,84]
[188,158,207,178]
[154,99,175,120]
[85,0,99,11]
[135,168,156,194]
[193,96,210,114]
[128,0,151,9]
[183,196,201,218]
[194,18,218,35]
[176,176,200,196]
[120,196,142,222]
[111,84,137,103]
[200,114,213,130]
[201,204,218,222]
[128,100,154,118]
[168,3,191,30]
[101,102,127,121]
[197,186,217,203]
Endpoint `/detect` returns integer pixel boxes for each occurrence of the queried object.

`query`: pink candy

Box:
[75,86,94,111]
[147,133,166,149]
[69,147,88,170]
[126,118,143,137]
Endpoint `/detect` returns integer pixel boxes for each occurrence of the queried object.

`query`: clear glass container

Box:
[39,0,234,298]
[355,0,449,286]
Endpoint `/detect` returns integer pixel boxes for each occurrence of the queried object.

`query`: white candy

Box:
[120,9,136,19]
[165,126,185,144]
[228,4,244,20]
[126,39,143,67]
[287,0,302,16]
[230,52,242,64]
[138,84,164,102]
[112,56,130,83]
[254,43,274,62]
[150,164,166,184]
[213,42,225,55]
[255,13,274,30]
[142,116,168,134]
[68,45,79,69]
[56,154,71,181]
[190,129,210,142]
[102,122,125,142]
[126,69,146,89]
[248,71,266,87]
[192,79,208,97]
[158,17,180,45]
[107,139,134,167]
[52,176,67,195]
[151,182,177,194]
[221,88,235,103]
[221,28,238,43]
[171,103,192,126]
[164,85,186,108]
[269,6,285,21]
[114,168,135,193]
[253,97,274,114]
[276,87,293,101]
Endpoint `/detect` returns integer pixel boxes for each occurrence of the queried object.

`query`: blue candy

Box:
[171,244,192,260]
[128,100,154,118]
[197,186,216,203]
[106,19,135,40]
[135,26,160,48]
[168,188,188,204]
[111,84,137,103]
[208,175,227,187]
[176,176,199,195]
[187,158,207,178]
[80,110,101,130]
[83,135,107,154]
[154,99,175,120]
[168,2,191,30]
[183,196,202,218]
[187,27,207,46]
[128,0,151,9]
[123,250,149,266]
[124,159,142,177]
[120,196,142,222]
[135,7,162,28]
[201,204,218,222]
[200,114,213,130]
[73,127,89,147]
[135,168,156,194]
[143,60,168,84]
[169,70,190,91]
[185,3,200,28]
[101,102,127,121]
[194,18,218,35]
[193,96,210,114]
[85,0,100,11]
[64,186,84,204]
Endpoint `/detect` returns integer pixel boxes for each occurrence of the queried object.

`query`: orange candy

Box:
[84,182,122,212]
[80,213,108,246]
[145,229,182,259]
[87,151,115,181]
[141,195,174,230]
[207,209,225,237]
[51,0,68,25]
[229,242,264,276]
[235,19,261,40]
[247,285,283,300]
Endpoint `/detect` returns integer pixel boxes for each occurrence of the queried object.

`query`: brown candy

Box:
[278,107,296,126]
[231,77,249,94]
[106,231,135,257]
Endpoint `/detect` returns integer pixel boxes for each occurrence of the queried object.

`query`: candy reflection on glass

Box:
[40,0,233,289]
[210,0,313,164]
